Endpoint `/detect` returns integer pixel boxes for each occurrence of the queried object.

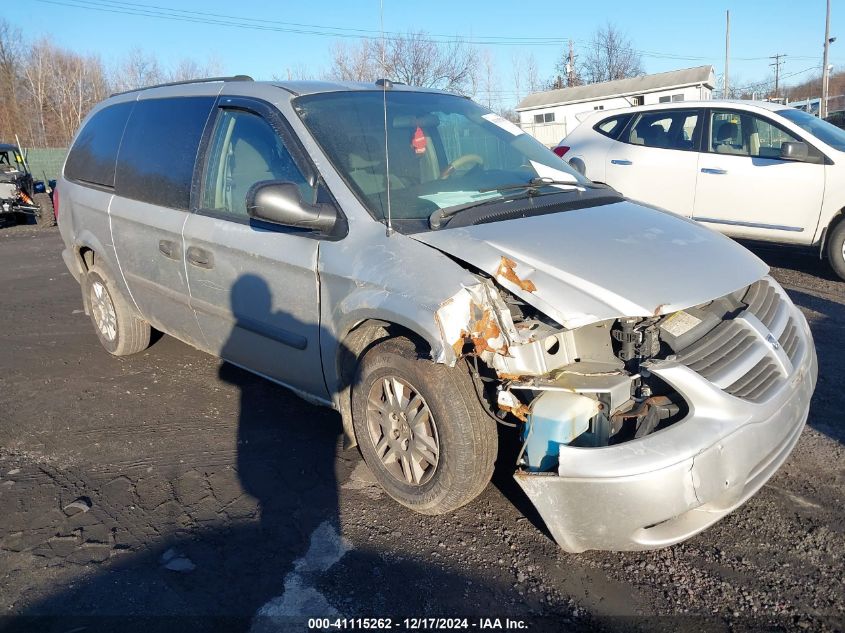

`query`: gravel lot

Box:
[0,225,842,633]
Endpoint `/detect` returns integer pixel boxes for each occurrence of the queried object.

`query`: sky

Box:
[8,0,843,108]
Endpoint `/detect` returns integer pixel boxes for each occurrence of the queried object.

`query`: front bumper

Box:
[515,293,817,553]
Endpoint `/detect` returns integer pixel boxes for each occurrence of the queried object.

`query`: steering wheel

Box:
[440,153,484,179]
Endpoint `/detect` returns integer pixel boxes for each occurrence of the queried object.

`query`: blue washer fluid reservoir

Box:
[522,391,599,472]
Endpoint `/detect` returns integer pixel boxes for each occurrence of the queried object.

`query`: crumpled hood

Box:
[410,200,768,329]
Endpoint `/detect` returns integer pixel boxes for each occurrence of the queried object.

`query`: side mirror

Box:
[246,181,337,233]
[780,141,809,161]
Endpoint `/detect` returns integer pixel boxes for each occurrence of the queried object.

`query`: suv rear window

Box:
[65,102,134,187]
[115,97,214,210]
[594,114,632,140]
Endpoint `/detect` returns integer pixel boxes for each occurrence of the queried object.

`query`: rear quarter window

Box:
[115,97,215,210]
[65,102,134,187]
[593,114,632,140]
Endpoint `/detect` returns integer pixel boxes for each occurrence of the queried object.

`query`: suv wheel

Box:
[351,337,497,515]
[827,220,845,281]
[33,192,56,228]
[85,264,151,355]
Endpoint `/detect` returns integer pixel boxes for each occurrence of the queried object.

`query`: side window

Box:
[709,110,800,158]
[749,114,800,159]
[201,109,311,219]
[626,110,699,150]
[65,102,134,187]
[594,114,632,139]
[709,111,748,155]
[115,97,214,209]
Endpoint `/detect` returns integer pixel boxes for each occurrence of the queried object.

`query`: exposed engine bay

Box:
[438,268,753,474]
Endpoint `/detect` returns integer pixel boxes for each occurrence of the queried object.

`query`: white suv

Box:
[557,101,845,279]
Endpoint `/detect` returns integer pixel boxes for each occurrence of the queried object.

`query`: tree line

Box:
[1,17,646,146]
[0,19,221,147]
[325,22,644,116]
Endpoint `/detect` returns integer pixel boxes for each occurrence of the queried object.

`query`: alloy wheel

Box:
[366,376,440,486]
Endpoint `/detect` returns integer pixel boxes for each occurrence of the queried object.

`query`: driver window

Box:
[709,111,749,156]
[202,109,311,219]
[749,114,800,159]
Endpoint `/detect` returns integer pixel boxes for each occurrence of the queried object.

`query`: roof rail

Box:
[110,75,254,97]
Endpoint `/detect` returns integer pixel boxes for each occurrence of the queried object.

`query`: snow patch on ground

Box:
[251,521,351,632]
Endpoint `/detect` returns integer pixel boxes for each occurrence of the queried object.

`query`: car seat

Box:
[713,121,745,155]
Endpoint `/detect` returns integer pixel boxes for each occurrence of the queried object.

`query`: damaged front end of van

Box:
[415,204,818,553]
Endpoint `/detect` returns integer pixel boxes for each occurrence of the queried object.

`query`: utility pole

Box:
[822,0,832,118]
[724,10,730,97]
[566,39,577,87]
[770,53,787,101]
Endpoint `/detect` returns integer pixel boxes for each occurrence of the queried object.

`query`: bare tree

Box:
[478,48,497,109]
[581,23,643,84]
[327,32,478,95]
[22,39,52,145]
[169,56,223,82]
[0,20,27,144]
[327,39,377,82]
[48,49,108,144]
[510,52,523,103]
[525,53,541,94]
[110,47,165,93]
[274,63,315,82]
[380,32,478,94]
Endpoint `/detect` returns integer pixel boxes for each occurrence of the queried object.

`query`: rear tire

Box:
[827,220,845,281]
[351,337,497,515]
[84,264,151,356]
[33,192,56,228]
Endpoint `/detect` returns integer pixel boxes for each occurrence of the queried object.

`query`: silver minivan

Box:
[57,77,817,552]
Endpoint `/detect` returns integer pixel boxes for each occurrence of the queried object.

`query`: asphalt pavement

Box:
[0,225,842,633]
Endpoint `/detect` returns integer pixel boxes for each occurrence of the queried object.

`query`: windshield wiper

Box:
[479,176,587,194]
[428,177,597,230]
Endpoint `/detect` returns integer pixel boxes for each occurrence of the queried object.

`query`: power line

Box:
[27,0,823,62]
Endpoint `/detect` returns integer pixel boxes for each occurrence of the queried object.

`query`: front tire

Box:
[84,264,151,356]
[827,220,845,281]
[351,337,497,515]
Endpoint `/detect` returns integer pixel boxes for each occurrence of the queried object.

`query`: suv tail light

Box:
[52,186,59,220]
[553,145,570,157]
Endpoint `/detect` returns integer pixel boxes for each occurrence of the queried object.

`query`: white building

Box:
[516,65,716,146]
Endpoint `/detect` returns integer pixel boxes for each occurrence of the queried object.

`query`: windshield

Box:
[777,107,845,152]
[294,90,587,223]
[0,150,24,171]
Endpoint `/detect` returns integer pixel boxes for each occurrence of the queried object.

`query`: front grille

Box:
[725,357,782,402]
[779,320,801,362]
[676,277,804,404]
[678,320,763,388]
[744,279,791,339]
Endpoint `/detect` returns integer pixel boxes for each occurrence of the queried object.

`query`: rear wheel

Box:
[351,337,497,515]
[84,264,151,356]
[33,192,56,228]
[827,220,845,281]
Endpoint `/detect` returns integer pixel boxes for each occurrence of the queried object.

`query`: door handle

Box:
[611,159,633,165]
[186,246,214,269]
[701,168,727,175]
[158,239,180,260]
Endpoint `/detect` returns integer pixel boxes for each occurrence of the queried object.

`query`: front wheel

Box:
[351,337,497,515]
[827,221,845,281]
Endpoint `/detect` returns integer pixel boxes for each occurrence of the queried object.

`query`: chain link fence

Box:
[21,148,68,183]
